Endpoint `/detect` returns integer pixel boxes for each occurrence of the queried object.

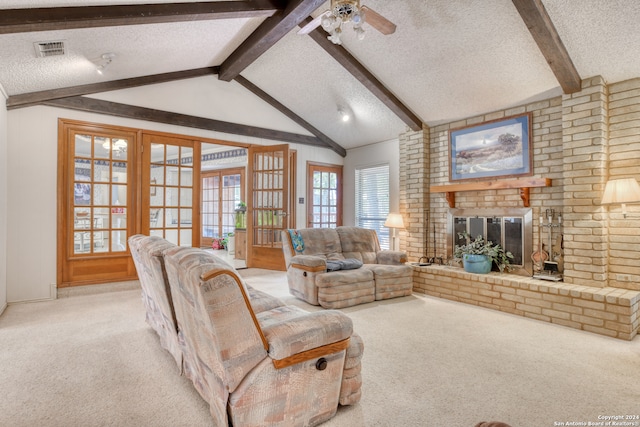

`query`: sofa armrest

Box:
[262,310,353,368]
[289,254,327,272]
[377,250,408,265]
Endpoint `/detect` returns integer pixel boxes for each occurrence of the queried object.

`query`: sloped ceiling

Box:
[1,0,640,153]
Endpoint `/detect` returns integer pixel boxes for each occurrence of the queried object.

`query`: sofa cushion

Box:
[316,268,374,288]
[294,228,342,257]
[336,227,380,264]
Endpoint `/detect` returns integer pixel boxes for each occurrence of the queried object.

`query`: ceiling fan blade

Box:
[297,10,330,35]
[361,5,396,35]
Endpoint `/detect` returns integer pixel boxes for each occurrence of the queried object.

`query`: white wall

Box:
[343,138,400,226]
[6,105,343,303]
[0,87,7,314]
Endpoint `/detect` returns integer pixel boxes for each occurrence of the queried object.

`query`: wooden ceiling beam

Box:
[235,75,346,156]
[42,96,325,148]
[0,1,282,34]
[303,17,423,132]
[218,0,326,81]
[6,67,220,110]
[512,0,582,94]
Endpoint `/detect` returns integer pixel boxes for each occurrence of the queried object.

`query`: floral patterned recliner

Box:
[282,226,413,309]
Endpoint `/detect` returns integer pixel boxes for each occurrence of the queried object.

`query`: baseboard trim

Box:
[0,301,7,316]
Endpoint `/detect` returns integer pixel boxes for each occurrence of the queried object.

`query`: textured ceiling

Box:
[2,0,640,151]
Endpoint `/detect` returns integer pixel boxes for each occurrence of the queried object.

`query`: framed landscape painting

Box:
[449,113,532,182]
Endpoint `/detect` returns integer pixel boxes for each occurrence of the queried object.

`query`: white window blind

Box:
[355,164,390,249]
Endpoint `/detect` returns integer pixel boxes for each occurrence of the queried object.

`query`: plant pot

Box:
[463,254,492,274]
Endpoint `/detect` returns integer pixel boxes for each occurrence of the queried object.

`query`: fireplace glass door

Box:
[449,208,532,273]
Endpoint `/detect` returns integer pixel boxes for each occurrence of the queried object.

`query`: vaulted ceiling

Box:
[2,0,640,156]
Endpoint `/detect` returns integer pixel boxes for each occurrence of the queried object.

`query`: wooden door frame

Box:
[246,144,293,270]
[57,119,141,287]
[306,161,343,228]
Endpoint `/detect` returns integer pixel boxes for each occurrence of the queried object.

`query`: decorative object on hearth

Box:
[449,113,532,182]
[531,209,548,273]
[533,208,563,281]
[454,231,513,274]
[601,177,640,218]
[298,0,396,45]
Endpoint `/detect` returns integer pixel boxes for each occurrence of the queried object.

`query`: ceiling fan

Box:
[298,0,396,45]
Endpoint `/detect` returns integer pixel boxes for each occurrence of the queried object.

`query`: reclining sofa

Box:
[282,226,413,309]
[129,234,363,427]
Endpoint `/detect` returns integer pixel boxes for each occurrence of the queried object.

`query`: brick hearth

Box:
[413,265,640,340]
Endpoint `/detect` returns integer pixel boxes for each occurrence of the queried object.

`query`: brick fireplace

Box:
[398,76,640,340]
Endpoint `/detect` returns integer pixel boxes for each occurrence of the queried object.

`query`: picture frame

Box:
[449,113,532,182]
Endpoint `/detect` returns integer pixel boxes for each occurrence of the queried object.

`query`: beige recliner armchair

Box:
[129,234,182,370]
[162,245,363,427]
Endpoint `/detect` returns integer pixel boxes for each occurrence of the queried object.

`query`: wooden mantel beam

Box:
[430,177,552,208]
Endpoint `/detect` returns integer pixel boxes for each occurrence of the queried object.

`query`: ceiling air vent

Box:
[34,41,65,58]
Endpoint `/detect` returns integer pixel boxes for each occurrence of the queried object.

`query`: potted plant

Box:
[453,231,513,274]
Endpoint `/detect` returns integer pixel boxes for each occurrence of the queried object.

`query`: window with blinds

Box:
[355,164,390,249]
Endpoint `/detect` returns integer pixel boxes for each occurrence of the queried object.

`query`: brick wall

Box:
[401,76,640,291]
[401,98,565,268]
[399,126,429,261]
[401,76,640,339]
[607,78,640,289]
[562,76,609,287]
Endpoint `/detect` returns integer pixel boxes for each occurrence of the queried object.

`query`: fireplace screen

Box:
[448,208,532,275]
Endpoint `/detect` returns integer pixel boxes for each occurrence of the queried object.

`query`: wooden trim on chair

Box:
[200,268,269,352]
[291,263,326,273]
[272,338,350,370]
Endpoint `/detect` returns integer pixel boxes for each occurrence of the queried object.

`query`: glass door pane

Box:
[148,141,194,246]
[200,169,244,248]
[146,137,197,247]
[72,133,129,255]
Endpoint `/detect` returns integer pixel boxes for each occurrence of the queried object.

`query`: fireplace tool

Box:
[430,223,443,265]
[533,209,563,281]
[417,210,431,266]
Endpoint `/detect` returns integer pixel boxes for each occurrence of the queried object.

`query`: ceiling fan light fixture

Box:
[325,0,368,45]
[332,0,360,22]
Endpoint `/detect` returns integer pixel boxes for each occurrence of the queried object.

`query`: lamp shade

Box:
[384,213,404,229]
[601,178,640,205]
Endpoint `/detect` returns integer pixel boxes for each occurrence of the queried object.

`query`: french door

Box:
[141,134,200,247]
[58,122,138,286]
[247,144,292,270]
[60,125,201,286]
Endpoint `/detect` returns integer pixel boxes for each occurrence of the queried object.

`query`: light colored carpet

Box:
[1,269,639,427]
